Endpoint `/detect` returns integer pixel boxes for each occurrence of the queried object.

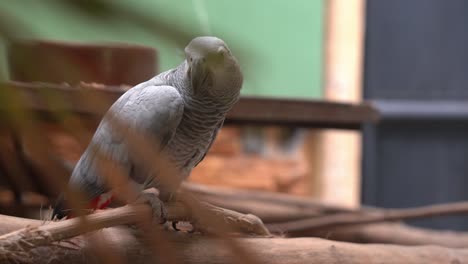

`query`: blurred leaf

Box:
[53,0,255,63]
[0,10,35,42]
[51,0,193,48]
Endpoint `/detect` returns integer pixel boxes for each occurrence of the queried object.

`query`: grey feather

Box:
[69,84,184,199]
[194,118,224,167]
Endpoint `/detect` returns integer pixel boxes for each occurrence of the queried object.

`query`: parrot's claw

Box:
[171,221,197,233]
[172,221,180,231]
[138,192,168,225]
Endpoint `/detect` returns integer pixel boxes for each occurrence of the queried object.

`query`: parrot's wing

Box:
[70,84,184,198]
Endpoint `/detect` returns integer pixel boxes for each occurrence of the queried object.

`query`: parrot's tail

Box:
[51,194,68,220]
[51,192,113,219]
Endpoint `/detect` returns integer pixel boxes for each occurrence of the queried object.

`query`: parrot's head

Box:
[185,36,243,100]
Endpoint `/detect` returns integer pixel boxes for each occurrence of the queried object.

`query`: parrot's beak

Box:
[190,58,208,94]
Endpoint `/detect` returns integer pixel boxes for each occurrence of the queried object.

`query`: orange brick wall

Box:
[44,125,308,195]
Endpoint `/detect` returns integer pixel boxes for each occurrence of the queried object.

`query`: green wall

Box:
[0,0,324,98]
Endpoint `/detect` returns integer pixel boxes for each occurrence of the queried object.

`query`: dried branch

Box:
[183,183,468,247]
[268,200,468,234]
[308,222,468,248]
[0,205,146,256]
[0,201,269,254]
[185,182,468,233]
[183,182,354,222]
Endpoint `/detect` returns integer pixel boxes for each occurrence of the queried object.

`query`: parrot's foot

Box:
[137,192,168,225]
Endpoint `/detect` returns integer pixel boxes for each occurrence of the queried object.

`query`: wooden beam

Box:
[0,81,378,130]
[305,0,366,206]
[372,99,468,120]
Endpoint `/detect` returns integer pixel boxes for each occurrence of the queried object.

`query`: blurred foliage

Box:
[0,0,196,80]
[0,0,254,83]
[0,0,324,98]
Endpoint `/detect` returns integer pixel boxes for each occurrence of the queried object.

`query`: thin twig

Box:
[268,201,468,233]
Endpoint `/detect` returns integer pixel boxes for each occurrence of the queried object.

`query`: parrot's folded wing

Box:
[70,85,184,197]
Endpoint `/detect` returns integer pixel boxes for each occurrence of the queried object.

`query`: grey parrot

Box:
[52,36,243,219]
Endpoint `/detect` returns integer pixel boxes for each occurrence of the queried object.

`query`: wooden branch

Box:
[0,81,379,130]
[268,200,468,234]
[185,182,468,230]
[183,183,468,247]
[182,182,354,222]
[2,185,468,263]
[307,222,468,248]
[1,214,468,264]
[0,205,152,251]
[0,201,269,252]
[5,182,468,250]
